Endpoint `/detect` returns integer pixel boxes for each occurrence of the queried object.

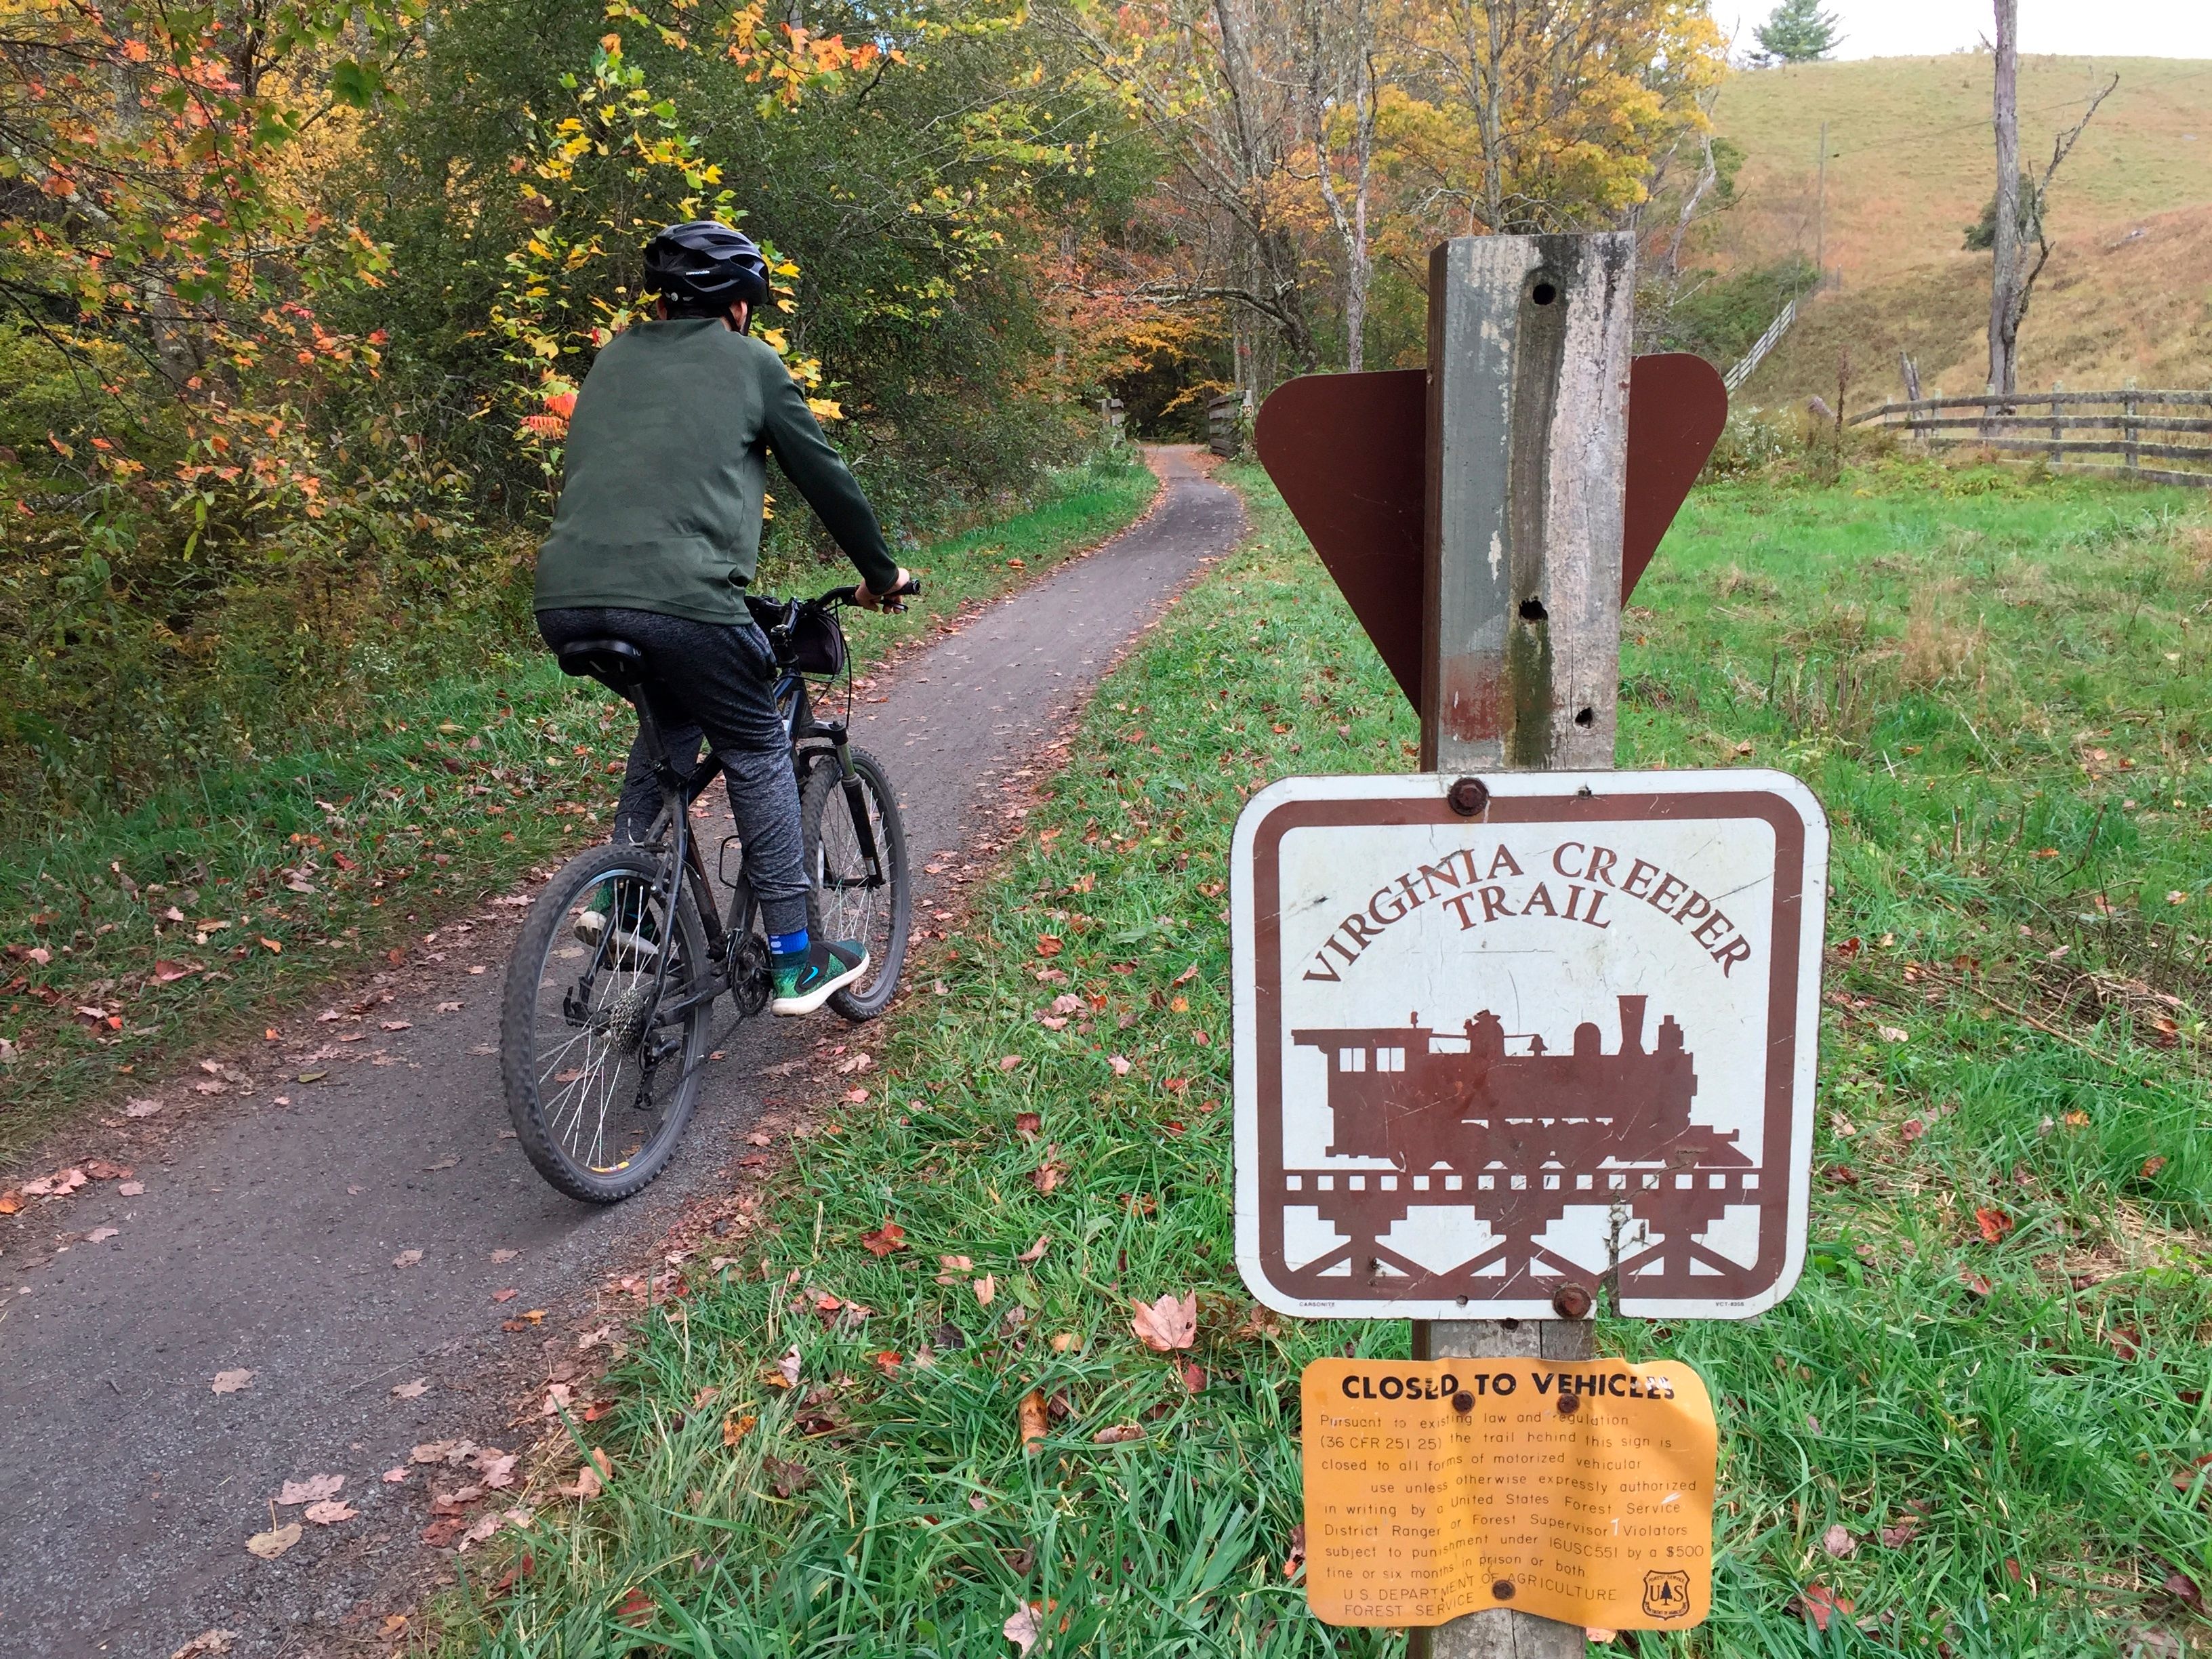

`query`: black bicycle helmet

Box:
[642,220,770,320]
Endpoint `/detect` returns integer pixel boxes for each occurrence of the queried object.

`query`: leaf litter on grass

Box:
[443,464,2212,1656]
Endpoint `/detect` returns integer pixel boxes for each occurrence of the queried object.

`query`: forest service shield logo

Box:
[1642,1570,1692,1619]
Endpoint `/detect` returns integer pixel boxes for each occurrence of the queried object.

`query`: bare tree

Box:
[1293,0,1381,369]
[1984,0,2023,401]
[1985,0,2114,409]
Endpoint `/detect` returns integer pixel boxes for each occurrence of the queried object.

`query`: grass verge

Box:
[0,453,1155,1162]
[447,457,2212,1658]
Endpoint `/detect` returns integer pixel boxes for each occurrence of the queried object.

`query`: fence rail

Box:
[1847,390,2212,487]
[1723,291,1803,394]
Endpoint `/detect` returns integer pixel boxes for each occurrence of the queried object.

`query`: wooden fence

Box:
[1847,390,2212,487]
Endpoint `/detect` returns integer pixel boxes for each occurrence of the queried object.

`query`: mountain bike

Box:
[500,583,916,1202]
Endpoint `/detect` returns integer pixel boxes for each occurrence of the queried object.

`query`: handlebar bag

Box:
[744,594,847,677]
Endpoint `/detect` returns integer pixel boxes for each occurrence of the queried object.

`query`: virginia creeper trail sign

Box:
[1300,1357,1717,1630]
[1231,770,1827,1322]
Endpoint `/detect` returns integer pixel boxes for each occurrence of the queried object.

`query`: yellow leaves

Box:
[806,397,844,422]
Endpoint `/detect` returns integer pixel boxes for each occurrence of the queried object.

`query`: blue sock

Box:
[769,928,810,968]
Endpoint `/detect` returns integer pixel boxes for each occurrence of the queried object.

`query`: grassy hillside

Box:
[1702,56,2212,405]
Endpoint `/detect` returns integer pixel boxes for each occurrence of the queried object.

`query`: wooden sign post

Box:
[1235,230,1822,1651]
[1413,231,1633,1659]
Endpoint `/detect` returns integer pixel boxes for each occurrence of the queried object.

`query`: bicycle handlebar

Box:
[817,575,922,613]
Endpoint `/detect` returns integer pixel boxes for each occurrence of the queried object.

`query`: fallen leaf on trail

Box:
[394,1249,424,1268]
[1092,1422,1144,1445]
[1586,1629,1618,1645]
[1899,1118,1925,1145]
[382,1467,409,1483]
[722,1411,758,1448]
[0,1191,18,1215]
[211,1368,254,1395]
[1050,993,1084,1015]
[860,1220,907,1257]
[1821,1523,1856,1558]
[154,960,201,983]
[974,1273,997,1307]
[873,1350,902,1376]
[1016,1234,1050,1264]
[380,1019,410,1032]
[1877,1025,1908,1043]
[411,1441,458,1464]
[1108,1054,1132,1076]
[295,1071,327,1084]
[1017,1389,1049,1454]
[998,1055,1023,1072]
[303,1500,356,1525]
[1282,1523,1306,1580]
[558,1462,602,1500]
[168,1631,239,1658]
[392,1378,428,1399]
[1033,936,1063,958]
[2107,1325,2144,1361]
[125,1097,163,1117]
[1959,1269,1994,1297]
[493,1287,518,1303]
[245,1522,302,1559]
[457,1511,503,1549]
[1014,1111,1042,1139]
[22,1167,86,1197]
[86,1159,131,1179]
[844,1087,870,1103]
[936,1254,974,1283]
[1792,1583,1853,1633]
[1130,1291,1197,1353]
[1030,1160,1064,1195]
[2165,1567,2205,1614]
[2142,1155,2169,1180]
[423,1157,459,1171]
[276,1473,343,1505]
[85,1226,119,1243]
[771,1346,802,1388]
[491,1248,520,1263]
[419,1517,465,1548]
[118,1181,144,1195]
[1975,1206,2013,1244]
[2063,1109,2090,1127]
[436,1001,462,1012]
[258,937,281,954]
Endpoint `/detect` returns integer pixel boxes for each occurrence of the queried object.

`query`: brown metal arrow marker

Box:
[1252,352,1727,712]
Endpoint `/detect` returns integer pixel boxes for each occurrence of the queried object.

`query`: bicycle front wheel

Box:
[800,745,912,1021]
[500,843,711,1202]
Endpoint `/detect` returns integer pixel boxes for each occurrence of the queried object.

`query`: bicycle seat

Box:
[554,638,646,690]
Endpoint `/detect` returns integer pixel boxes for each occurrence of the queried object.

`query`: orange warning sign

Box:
[1300,1357,1715,1629]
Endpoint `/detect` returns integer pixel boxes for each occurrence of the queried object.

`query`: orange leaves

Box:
[1973,1206,2013,1244]
[1033,935,1063,958]
[1130,1291,1197,1352]
[859,1219,907,1257]
[1017,1387,1050,1454]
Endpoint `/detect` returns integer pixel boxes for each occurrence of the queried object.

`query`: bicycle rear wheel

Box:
[800,745,911,1021]
[500,842,711,1202]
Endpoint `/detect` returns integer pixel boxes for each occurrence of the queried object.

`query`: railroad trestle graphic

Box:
[1277,995,1759,1297]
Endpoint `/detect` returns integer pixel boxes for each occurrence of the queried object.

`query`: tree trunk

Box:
[1986,0,2022,407]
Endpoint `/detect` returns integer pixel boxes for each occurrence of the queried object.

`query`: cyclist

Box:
[533,219,911,1015]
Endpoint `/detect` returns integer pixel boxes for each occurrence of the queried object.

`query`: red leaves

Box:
[859,1219,907,1257]
[153,960,201,983]
[1014,1111,1042,1141]
[2139,1155,2169,1181]
[1033,935,1063,958]
[1974,1206,2013,1244]
[2104,1325,2143,1362]
[1790,1582,1853,1632]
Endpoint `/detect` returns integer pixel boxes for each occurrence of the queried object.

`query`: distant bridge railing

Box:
[1848,390,2212,488]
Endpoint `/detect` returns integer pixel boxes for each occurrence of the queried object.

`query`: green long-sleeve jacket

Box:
[533,319,899,624]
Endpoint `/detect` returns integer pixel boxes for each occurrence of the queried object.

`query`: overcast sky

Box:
[1719,0,2212,60]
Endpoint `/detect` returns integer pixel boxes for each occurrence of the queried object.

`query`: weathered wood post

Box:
[1408,231,1635,1659]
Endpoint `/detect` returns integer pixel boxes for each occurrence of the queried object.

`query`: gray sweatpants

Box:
[537,607,811,938]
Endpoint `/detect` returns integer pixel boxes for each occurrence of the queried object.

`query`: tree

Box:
[1753,0,1841,64]
[1982,0,2115,401]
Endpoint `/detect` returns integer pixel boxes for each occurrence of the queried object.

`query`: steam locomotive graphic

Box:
[1276,996,1763,1296]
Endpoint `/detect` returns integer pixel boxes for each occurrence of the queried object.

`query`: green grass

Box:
[445,455,2212,1656]
[0,454,1156,1163]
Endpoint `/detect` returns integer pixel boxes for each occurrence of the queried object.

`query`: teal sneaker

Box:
[771,939,869,1015]
[574,880,659,965]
